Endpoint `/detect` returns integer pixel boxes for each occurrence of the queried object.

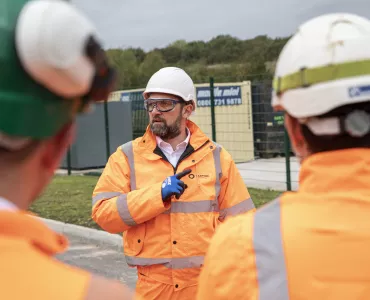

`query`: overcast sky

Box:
[73,0,370,51]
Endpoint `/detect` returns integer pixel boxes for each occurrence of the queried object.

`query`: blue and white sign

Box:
[119,91,146,111]
[120,92,130,102]
[196,85,242,107]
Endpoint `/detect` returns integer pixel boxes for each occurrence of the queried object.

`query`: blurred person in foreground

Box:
[197,12,370,300]
[0,0,137,299]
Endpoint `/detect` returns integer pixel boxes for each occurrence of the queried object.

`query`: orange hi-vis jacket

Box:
[92,120,255,291]
[197,148,370,300]
[0,209,91,300]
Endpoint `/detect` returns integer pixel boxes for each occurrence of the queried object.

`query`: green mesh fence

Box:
[251,81,286,158]
[127,90,148,139]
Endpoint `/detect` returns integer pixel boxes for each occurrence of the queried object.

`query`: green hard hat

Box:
[0,0,116,140]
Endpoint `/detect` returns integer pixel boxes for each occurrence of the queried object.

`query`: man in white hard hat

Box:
[197,13,370,299]
[92,67,255,299]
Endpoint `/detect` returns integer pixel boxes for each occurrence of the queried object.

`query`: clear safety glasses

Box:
[144,98,182,112]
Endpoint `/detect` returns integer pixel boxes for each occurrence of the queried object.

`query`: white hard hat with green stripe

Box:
[272,13,370,137]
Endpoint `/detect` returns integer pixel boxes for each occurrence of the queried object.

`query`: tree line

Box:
[105,34,290,91]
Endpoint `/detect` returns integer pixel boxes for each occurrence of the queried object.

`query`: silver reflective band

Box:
[165,200,219,214]
[162,198,254,216]
[164,256,204,269]
[219,198,255,220]
[126,256,170,266]
[253,198,289,300]
[125,255,204,269]
[121,141,137,190]
[116,194,137,227]
[212,143,222,202]
[92,191,122,206]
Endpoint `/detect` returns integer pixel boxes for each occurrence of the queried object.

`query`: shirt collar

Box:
[0,197,18,211]
[156,127,191,149]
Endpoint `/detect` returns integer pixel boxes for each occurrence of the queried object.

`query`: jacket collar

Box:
[299,148,370,193]
[136,120,211,159]
[0,210,68,255]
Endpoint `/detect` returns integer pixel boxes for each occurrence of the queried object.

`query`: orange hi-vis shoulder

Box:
[0,210,91,300]
[197,148,370,300]
[92,120,255,291]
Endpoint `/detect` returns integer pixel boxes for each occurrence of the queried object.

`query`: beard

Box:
[150,113,182,140]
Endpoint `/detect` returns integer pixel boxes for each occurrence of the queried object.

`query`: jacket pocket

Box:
[123,223,146,256]
[192,163,216,197]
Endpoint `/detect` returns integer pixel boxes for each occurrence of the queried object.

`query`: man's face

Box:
[146,93,186,140]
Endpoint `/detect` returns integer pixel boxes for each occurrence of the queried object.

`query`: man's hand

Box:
[161,169,191,202]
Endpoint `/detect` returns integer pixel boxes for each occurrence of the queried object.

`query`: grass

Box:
[30,175,101,230]
[248,187,282,207]
[30,175,282,229]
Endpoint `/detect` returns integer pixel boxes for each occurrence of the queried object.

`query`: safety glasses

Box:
[144,98,182,112]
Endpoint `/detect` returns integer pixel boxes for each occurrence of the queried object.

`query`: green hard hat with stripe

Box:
[0,0,116,141]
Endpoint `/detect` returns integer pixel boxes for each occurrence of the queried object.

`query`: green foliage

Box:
[105,34,291,90]
[106,48,140,89]
[139,51,166,84]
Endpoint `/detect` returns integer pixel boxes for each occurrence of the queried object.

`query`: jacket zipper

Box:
[173,140,210,174]
[153,139,211,175]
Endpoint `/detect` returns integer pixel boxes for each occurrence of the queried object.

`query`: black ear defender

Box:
[81,36,117,111]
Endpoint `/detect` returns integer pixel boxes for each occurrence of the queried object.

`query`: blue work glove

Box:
[161,169,191,202]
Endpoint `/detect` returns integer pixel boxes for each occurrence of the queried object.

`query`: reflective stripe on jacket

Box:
[92,120,255,290]
[197,148,370,300]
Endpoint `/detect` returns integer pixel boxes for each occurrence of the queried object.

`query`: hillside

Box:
[105,34,290,90]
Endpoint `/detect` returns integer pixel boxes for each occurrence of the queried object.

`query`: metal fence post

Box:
[284,128,292,191]
[67,146,72,176]
[104,99,111,161]
[209,77,216,142]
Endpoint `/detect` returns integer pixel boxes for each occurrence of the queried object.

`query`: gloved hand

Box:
[161,169,191,202]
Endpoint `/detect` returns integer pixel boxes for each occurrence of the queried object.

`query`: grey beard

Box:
[150,115,182,140]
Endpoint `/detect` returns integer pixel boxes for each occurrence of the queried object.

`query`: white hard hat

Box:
[16,0,98,98]
[272,13,370,136]
[143,67,195,103]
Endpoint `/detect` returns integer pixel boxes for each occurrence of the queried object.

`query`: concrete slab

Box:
[237,157,300,191]
[40,218,137,288]
[56,234,137,288]
[42,217,123,251]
